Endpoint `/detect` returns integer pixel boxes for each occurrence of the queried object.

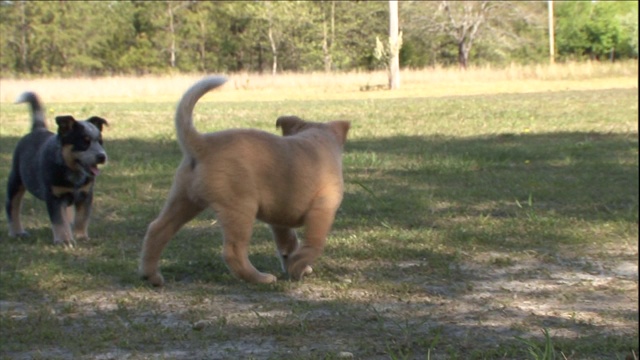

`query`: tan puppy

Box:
[139,76,350,286]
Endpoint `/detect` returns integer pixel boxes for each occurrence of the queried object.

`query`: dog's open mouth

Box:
[89,165,101,176]
[77,161,102,177]
[77,153,106,177]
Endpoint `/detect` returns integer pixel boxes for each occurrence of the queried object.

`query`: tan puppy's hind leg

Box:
[287,207,336,280]
[219,211,277,284]
[139,184,205,287]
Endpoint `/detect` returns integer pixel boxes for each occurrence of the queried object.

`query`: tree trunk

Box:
[168,2,176,68]
[322,16,331,73]
[322,1,335,73]
[168,1,191,69]
[548,0,555,64]
[20,0,28,72]
[268,25,277,75]
[266,2,277,75]
[322,17,330,72]
[198,19,206,71]
[610,47,615,62]
[388,0,400,90]
[458,41,469,69]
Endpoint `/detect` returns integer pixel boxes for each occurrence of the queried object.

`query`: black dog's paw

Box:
[9,231,30,238]
[53,238,77,248]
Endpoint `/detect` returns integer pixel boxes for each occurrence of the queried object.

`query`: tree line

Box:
[0,1,637,77]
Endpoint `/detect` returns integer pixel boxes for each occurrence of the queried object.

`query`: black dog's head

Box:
[56,115,108,177]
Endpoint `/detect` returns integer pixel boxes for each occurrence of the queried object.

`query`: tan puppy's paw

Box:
[301,265,313,277]
[252,272,278,284]
[141,271,165,287]
[286,245,319,280]
[74,232,90,240]
[288,262,314,281]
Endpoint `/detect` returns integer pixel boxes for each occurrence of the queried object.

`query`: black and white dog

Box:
[6,92,108,246]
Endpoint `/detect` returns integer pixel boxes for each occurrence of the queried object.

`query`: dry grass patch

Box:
[0,61,636,103]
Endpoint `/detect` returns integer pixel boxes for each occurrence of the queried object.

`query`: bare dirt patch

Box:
[2,242,637,359]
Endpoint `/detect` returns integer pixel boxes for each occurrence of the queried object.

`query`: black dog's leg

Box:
[73,192,93,239]
[46,196,74,247]
[6,171,28,237]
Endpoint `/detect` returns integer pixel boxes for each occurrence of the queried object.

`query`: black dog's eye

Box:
[72,136,91,151]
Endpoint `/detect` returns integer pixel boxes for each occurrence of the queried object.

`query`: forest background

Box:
[0,0,638,78]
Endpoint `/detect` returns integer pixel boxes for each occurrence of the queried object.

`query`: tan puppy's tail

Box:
[175,76,228,158]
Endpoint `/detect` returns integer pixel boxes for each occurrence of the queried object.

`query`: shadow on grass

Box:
[1,131,637,284]
[344,131,638,222]
[1,131,638,357]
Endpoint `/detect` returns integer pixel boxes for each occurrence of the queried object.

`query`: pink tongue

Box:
[90,166,101,176]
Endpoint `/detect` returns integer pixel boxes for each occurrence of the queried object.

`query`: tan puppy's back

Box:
[192,126,345,228]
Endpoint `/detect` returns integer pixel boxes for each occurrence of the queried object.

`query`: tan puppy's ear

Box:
[328,121,350,145]
[276,115,305,136]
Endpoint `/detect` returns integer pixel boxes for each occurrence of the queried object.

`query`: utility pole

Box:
[548,0,555,64]
[389,0,400,90]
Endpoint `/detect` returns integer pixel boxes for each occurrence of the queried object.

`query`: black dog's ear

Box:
[87,116,108,132]
[276,115,305,136]
[55,115,77,136]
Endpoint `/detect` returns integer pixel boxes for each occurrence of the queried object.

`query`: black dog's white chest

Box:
[51,171,93,202]
[51,187,92,208]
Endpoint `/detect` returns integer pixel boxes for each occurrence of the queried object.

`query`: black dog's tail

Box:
[15,91,46,132]
[174,76,227,158]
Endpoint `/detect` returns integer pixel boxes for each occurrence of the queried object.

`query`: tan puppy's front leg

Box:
[139,185,204,287]
[270,225,304,273]
[286,207,336,280]
[219,211,277,284]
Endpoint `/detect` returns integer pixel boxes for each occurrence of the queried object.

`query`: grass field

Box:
[0,64,638,359]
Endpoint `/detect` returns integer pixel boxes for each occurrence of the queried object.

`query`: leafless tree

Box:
[440,1,495,69]
[402,1,546,68]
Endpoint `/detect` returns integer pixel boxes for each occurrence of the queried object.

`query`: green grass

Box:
[0,83,638,359]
